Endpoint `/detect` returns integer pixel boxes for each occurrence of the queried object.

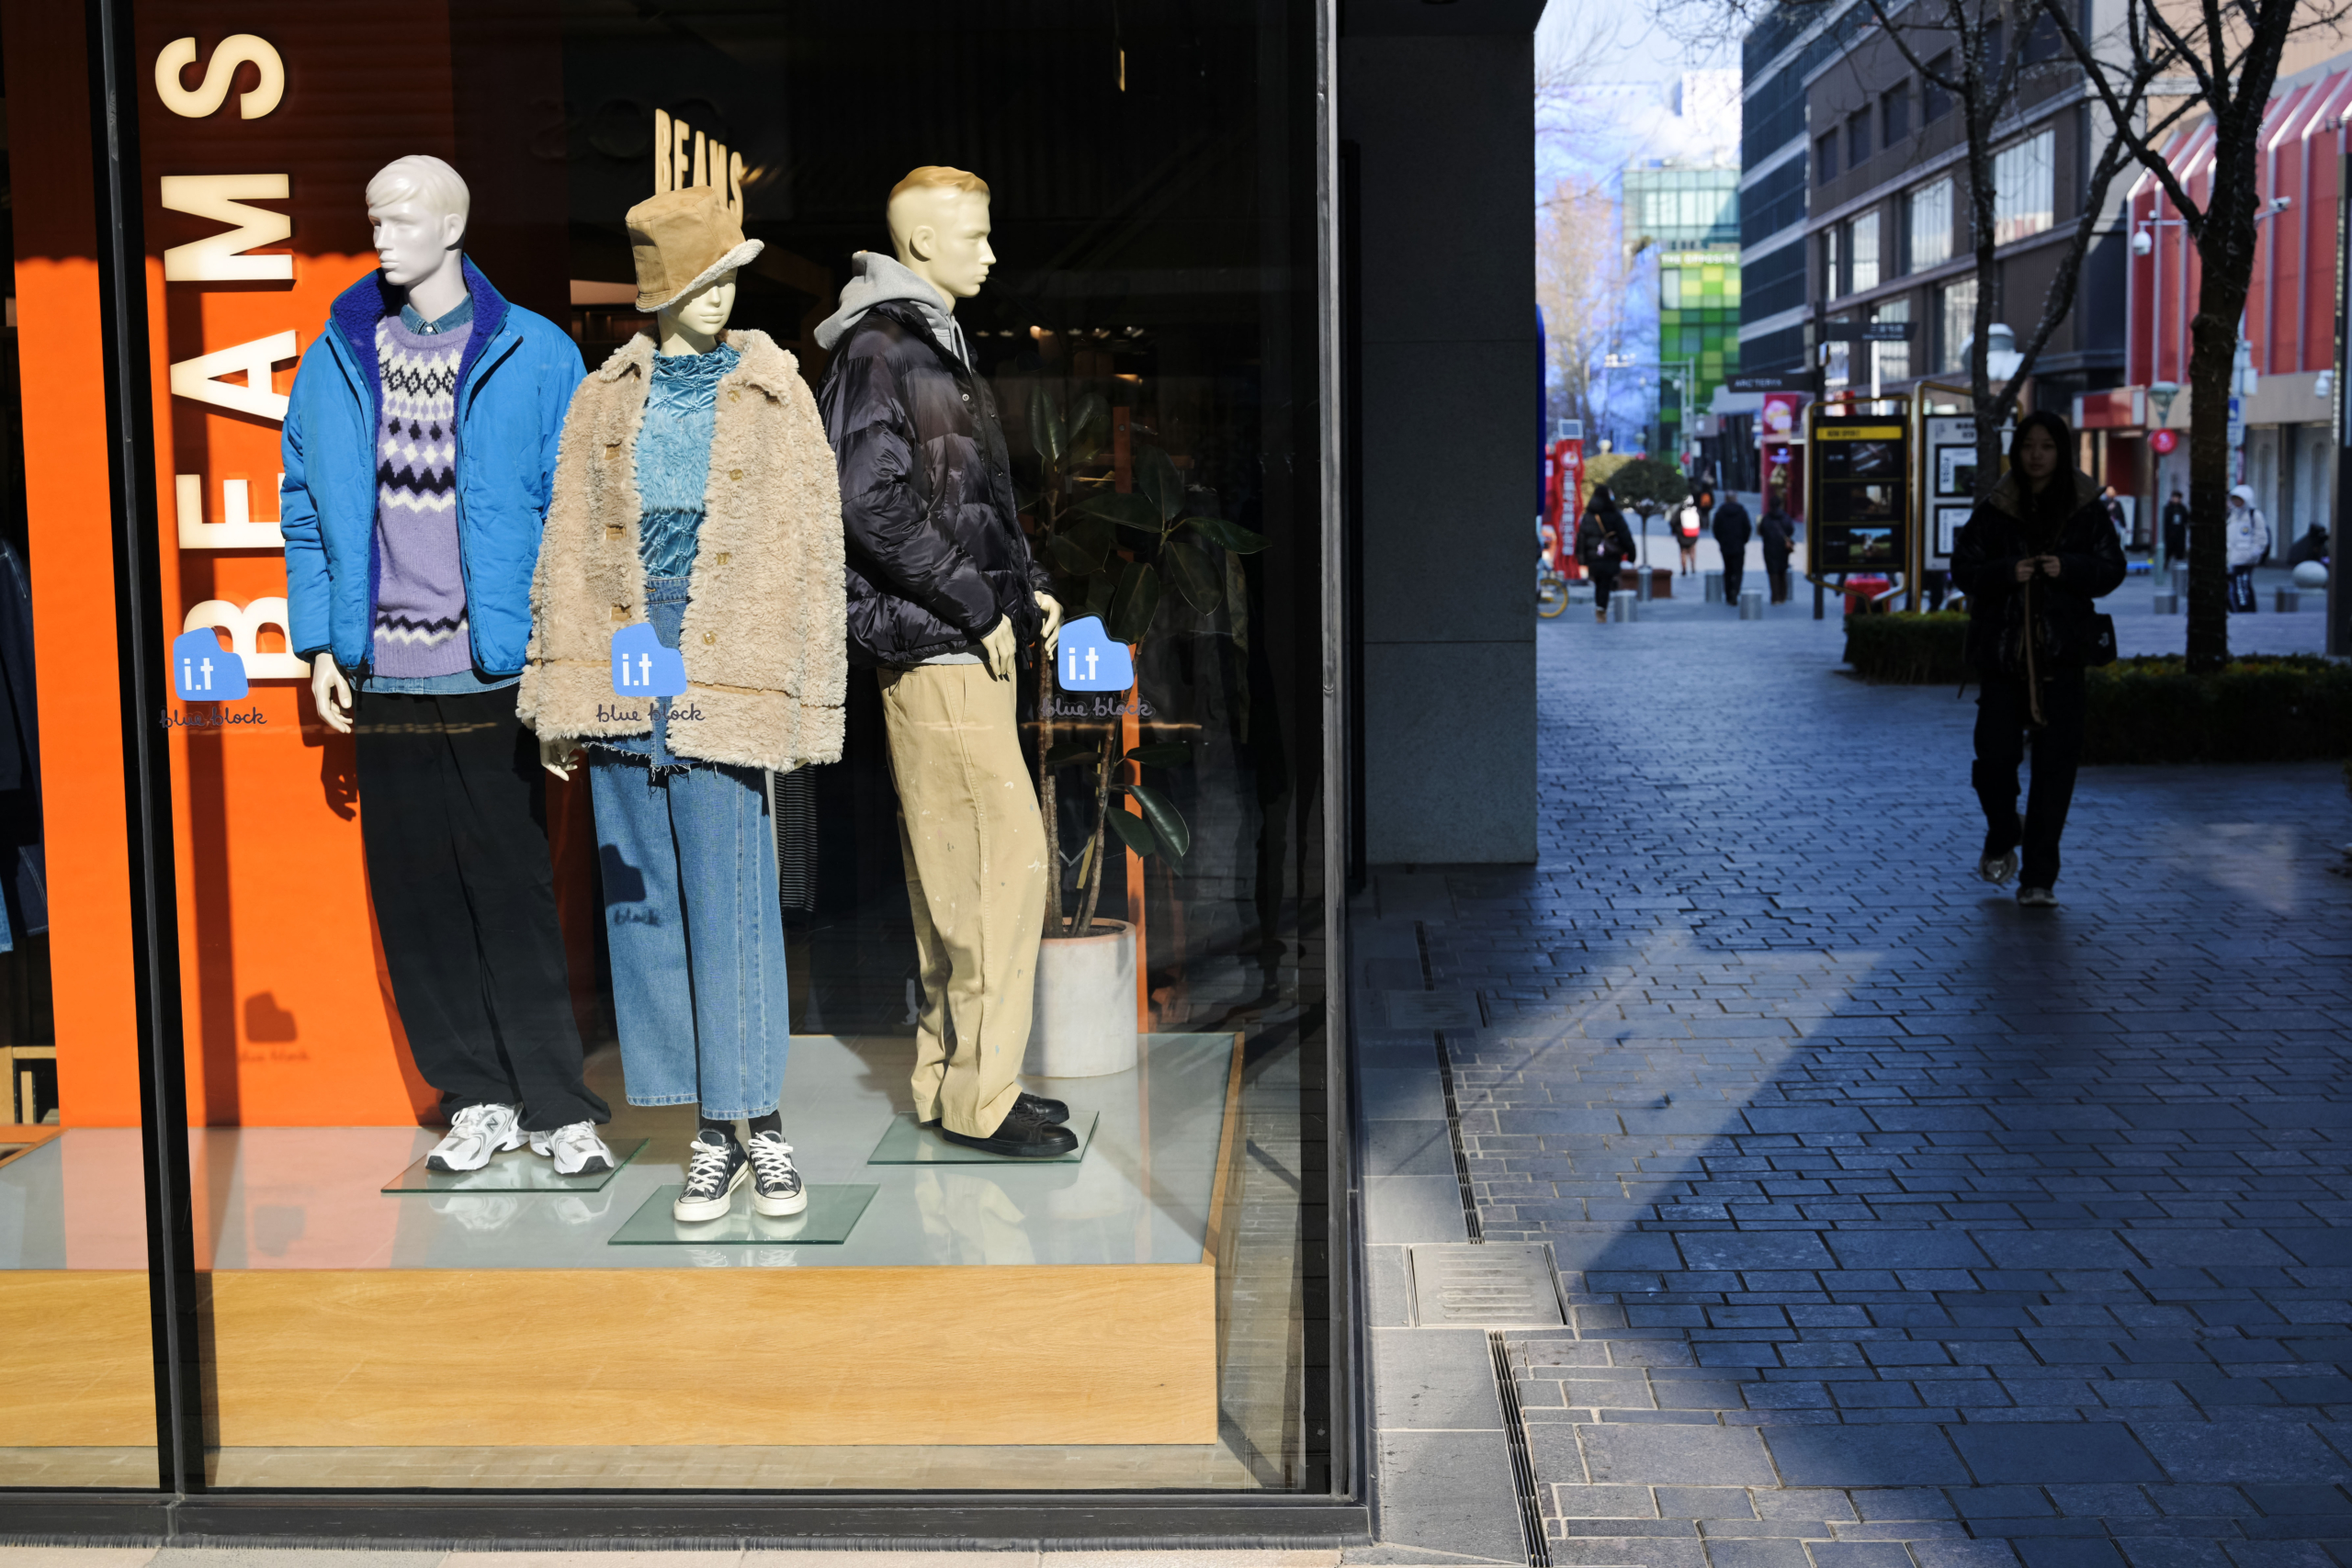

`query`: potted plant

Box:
[1016,385,1264,1075]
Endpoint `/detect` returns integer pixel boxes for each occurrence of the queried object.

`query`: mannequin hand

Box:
[981,616,1018,682]
[538,734,581,781]
[311,653,354,735]
[1035,592,1064,656]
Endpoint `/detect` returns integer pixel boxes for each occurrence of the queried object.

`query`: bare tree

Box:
[1841,0,2184,501]
[2044,0,2352,670]
[1539,174,1636,436]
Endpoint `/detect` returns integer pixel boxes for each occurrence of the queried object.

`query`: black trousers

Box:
[1972,668,2086,890]
[1721,554,1746,604]
[1589,562,1620,605]
[354,691,607,1131]
[1764,554,1790,603]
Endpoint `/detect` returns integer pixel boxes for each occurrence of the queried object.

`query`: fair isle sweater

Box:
[369,309,469,678]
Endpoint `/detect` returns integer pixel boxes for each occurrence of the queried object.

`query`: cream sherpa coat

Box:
[517,329,845,772]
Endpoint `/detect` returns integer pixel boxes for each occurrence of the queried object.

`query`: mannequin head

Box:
[368,155,469,319]
[658,271,737,356]
[887,166,993,310]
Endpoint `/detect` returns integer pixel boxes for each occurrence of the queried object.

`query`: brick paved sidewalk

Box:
[1359,607,2352,1567]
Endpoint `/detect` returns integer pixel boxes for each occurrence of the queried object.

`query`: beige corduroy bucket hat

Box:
[626,186,763,313]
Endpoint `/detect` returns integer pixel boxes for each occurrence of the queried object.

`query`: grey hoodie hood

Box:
[813,250,968,363]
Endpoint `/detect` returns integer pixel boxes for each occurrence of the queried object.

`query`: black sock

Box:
[748,1111,782,1139]
[698,1115,739,1145]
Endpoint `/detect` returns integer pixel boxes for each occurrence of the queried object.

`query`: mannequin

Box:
[813,166,1076,1157]
[281,155,612,1176]
[521,185,847,1223]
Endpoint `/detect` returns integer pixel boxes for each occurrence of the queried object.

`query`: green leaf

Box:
[1121,783,1191,860]
[1044,741,1101,768]
[1124,742,1193,768]
[1044,392,1068,468]
[1026,384,1060,465]
[1137,446,1185,523]
[1048,519,1113,577]
[1104,560,1161,645]
[1184,517,1269,553]
[1069,392,1107,460]
[1077,490,1163,535]
[1163,536,1224,613]
[1083,574,1116,618]
[1105,804,1160,858]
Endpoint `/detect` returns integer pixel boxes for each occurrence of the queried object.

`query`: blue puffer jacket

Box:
[281,260,585,676]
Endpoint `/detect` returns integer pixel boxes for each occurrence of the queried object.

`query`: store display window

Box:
[0,0,1339,1514]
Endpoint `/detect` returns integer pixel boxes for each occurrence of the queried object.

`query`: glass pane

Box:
[0,4,161,1489]
[115,0,1325,1494]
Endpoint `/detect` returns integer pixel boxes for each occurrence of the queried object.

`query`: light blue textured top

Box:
[636,344,739,578]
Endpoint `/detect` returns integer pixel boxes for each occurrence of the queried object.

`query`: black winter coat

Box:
[1950,469,2127,675]
[817,302,1048,666]
[1711,498,1752,554]
[1576,504,1636,568]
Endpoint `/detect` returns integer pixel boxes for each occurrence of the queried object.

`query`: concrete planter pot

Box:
[1023,919,1139,1078]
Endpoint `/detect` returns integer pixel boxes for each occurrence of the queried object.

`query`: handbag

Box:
[2083,611,2117,667]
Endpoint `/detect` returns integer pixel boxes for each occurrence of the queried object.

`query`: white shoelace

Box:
[748,1134,799,1191]
[545,1123,606,1165]
[684,1138,736,1195]
[443,1104,506,1145]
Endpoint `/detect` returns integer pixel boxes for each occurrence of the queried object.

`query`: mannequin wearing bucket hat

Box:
[813,166,1075,1158]
[522,185,848,1224]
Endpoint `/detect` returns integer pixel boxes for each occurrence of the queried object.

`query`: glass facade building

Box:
[1624,167,1740,458]
[0,0,1371,1541]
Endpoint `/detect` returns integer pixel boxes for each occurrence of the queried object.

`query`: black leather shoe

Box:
[922,1091,1069,1129]
[939,1098,1080,1157]
[1019,1091,1070,1125]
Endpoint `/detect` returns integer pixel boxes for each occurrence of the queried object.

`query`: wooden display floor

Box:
[0,1033,1251,1455]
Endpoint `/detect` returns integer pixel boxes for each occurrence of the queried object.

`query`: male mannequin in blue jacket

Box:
[281,155,611,1176]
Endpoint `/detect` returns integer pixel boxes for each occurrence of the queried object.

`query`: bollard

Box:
[1609,589,1638,623]
[1738,589,1765,620]
[1703,570,1724,604]
[2276,587,2301,613]
[1567,582,1595,604]
[2154,590,2178,614]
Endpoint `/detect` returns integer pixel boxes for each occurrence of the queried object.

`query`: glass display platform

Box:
[0,1036,1243,1452]
[381,1139,648,1193]
[610,1183,876,1245]
[865,1111,1098,1164]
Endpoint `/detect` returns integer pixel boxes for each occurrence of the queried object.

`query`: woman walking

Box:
[2225,485,2268,612]
[1950,411,2125,908]
[1673,492,1702,575]
[1758,496,1795,603]
[1576,484,1637,623]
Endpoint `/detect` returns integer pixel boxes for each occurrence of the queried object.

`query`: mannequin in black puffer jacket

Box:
[817,288,1049,666]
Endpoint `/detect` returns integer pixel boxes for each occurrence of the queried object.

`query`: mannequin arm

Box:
[1035,592,1063,655]
[538,732,579,781]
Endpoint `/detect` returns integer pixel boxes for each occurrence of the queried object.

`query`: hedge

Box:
[1843,612,1970,683]
[1843,618,2352,761]
[2082,654,2352,763]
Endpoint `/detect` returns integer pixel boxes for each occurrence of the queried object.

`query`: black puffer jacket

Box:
[817,302,1048,666]
[1951,469,2127,674]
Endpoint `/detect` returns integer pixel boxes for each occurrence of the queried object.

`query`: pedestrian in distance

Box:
[1577,483,1638,623]
[1758,496,1795,604]
[1711,491,1751,605]
[2225,484,2268,612]
[1950,410,2127,908]
[2161,485,2188,564]
[1673,491,1702,575]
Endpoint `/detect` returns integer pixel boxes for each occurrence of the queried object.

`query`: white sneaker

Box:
[747,1130,808,1217]
[529,1122,617,1177]
[2018,886,2059,908]
[426,1103,525,1173]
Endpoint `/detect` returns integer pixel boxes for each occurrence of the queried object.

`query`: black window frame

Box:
[5,0,1369,1545]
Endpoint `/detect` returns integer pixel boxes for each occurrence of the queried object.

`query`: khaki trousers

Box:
[878,663,1049,1137]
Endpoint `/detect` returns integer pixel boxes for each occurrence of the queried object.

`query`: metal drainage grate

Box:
[1408,1243,1566,1327]
[1386,989,1483,1029]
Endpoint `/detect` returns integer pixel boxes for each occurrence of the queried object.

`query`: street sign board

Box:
[1806,407,1909,575]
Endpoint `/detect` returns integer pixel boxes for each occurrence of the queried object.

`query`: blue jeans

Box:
[588,579,790,1116]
